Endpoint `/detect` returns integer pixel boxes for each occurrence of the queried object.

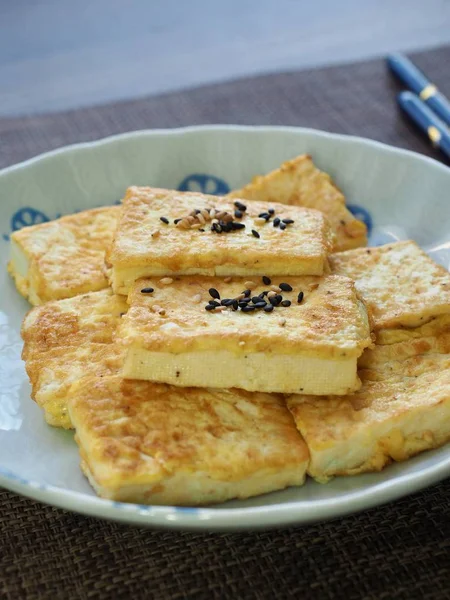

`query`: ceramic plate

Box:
[1,126,449,531]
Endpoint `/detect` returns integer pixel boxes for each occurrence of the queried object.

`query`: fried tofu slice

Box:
[9,206,120,305]
[227,154,367,252]
[107,187,333,295]
[329,241,450,334]
[119,274,372,395]
[287,333,450,482]
[21,289,127,428]
[69,375,309,505]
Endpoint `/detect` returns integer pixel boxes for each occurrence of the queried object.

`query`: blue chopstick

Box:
[387,53,450,128]
[398,91,450,159]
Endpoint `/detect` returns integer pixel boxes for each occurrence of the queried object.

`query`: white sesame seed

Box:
[192,294,202,303]
[159,308,166,316]
[270,285,281,293]
[201,209,211,221]
[151,304,162,313]
[279,318,286,327]
[160,277,173,285]
[209,209,216,219]
[224,277,232,283]
[197,213,206,225]
[191,223,202,229]
[244,281,256,290]
[267,291,277,298]
[151,230,161,238]
[254,217,267,225]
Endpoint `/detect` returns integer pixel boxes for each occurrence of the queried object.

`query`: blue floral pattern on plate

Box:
[178,174,230,195]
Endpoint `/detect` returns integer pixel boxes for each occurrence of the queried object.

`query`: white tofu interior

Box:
[123,348,359,395]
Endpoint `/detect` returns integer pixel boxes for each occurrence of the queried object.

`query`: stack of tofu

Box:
[10,155,450,505]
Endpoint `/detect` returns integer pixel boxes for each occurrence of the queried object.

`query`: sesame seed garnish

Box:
[231,222,246,230]
[192,294,202,303]
[267,290,277,298]
[191,223,202,229]
[282,218,294,225]
[262,276,271,285]
[200,208,211,221]
[279,222,286,230]
[215,305,227,312]
[281,300,291,307]
[232,300,239,310]
[244,281,256,290]
[268,209,275,215]
[273,217,280,227]
[174,218,182,224]
[242,305,256,312]
[243,289,251,297]
[208,300,220,307]
[254,217,267,225]
[279,283,293,292]
[258,212,270,221]
[251,296,262,304]
[251,229,260,238]
[270,285,281,293]
[234,201,247,212]
[140,287,154,294]
[160,277,173,285]
[205,304,216,311]
[279,318,286,327]
[297,291,304,304]
[234,209,243,219]
[198,228,205,232]
[151,230,161,238]
[209,288,220,299]
[197,213,206,225]
[258,291,268,298]
[224,276,232,283]
[253,301,267,308]
[264,305,274,313]
[269,295,282,306]
[221,298,234,306]
[158,308,166,316]
[151,304,162,313]
[160,216,169,224]
[238,301,250,309]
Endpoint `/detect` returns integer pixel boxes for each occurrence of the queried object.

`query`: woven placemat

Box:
[1,46,450,600]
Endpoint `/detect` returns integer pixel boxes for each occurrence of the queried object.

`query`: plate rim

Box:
[1,124,449,530]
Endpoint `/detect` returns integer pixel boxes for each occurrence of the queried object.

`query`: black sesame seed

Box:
[174,218,182,224]
[262,276,271,285]
[234,209,243,219]
[258,291,268,298]
[264,304,274,313]
[232,300,239,310]
[242,305,256,312]
[254,301,267,308]
[279,222,287,230]
[282,219,294,225]
[205,304,216,311]
[273,217,280,227]
[160,216,169,224]
[268,208,275,215]
[231,222,246,230]
[269,295,282,306]
[297,291,304,304]
[221,298,234,306]
[209,288,220,299]
[238,301,250,308]
[243,289,251,298]
[281,300,291,307]
[279,283,293,292]
[199,228,205,232]
[251,229,260,238]
[140,287,154,294]
[195,209,201,215]
[208,300,220,307]
[251,296,262,304]
[221,221,232,232]
[234,201,247,212]
[215,223,223,233]
[258,212,270,220]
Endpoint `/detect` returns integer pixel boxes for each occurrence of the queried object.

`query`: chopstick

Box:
[397,91,450,160]
[387,53,450,127]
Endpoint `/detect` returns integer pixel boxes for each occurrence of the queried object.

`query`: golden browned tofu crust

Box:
[107,187,333,293]
[329,241,450,332]
[9,206,120,305]
[120,274,372,359]
[228,154,367,252]
[287,333,450,482]
[21,289,127,428]
[69,375,309,505]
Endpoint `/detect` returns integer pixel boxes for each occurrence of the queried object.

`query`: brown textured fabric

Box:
[1,46,450,599]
